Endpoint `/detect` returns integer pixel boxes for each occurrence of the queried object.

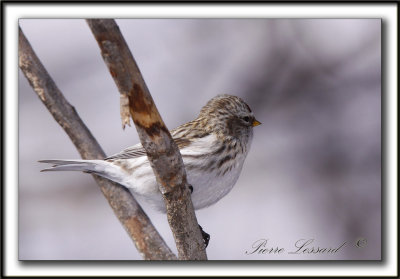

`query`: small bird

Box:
[40,94,261,213]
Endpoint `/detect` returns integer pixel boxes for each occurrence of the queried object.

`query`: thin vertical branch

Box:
[86,19,207,260]
[18,27,177,260]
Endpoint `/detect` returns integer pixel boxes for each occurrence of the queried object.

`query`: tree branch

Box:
[18,27,177,260]
[86,19,207,260]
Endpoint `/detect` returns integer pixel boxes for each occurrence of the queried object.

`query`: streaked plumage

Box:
[40,94,261,212]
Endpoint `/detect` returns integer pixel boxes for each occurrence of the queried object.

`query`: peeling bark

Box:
[87,19,208,260]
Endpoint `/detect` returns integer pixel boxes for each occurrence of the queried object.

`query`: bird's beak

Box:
[252,119,262,127]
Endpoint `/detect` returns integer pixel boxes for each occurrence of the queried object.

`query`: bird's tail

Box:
[39,159,106,174]
[39,159,131,189]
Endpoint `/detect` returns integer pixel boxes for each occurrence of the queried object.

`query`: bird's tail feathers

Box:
[39,159,103,173]
[39,159,131,189]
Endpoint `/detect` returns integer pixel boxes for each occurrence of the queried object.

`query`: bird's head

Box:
[198,94,261,140]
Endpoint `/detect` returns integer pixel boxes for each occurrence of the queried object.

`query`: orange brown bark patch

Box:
[128,83,165,132]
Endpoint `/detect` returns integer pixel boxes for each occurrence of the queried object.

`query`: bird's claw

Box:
[199,225,210,249]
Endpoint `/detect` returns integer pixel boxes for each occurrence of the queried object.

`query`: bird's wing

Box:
[104,143,146,161]
[104,136,192,161]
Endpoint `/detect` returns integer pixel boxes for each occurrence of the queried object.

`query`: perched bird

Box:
[40,94,261,213]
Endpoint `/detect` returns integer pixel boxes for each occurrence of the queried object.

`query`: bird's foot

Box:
[199,225,210,249]
[188,186,209,248]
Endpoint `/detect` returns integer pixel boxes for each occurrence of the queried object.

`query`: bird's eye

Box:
[243,116,250,122]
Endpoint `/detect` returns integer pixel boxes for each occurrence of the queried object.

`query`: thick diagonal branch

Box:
[18,27,176,260]
[86,19,207,260]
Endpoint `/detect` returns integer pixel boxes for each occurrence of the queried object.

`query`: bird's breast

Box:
[179,134,250,209]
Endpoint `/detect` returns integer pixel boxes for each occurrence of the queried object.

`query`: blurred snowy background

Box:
[18,19,381,260]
